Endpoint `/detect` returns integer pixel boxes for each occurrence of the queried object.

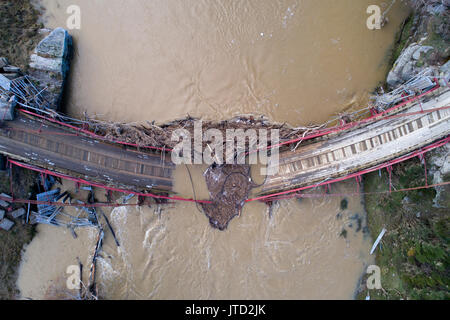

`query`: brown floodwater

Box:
[18,0,410,299]
[19,178,374,299]
[37,0,407,126]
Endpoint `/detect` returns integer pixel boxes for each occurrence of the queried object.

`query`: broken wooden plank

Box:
[370,228,387,255]
[36,189,60,215]
[46,206,63,223]
[99,209,120,247]
[11,208,25,219]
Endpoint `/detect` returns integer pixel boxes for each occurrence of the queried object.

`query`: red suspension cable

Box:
[246,136,450,203]
[7,158,211,204]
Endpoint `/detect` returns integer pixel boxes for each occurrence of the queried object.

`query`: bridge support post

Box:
[386,165,393,194]
[8,160,14,200]
[355,176,363,193]
[418,152,428,187]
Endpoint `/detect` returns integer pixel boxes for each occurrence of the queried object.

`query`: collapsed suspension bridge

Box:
[0,73,449,209]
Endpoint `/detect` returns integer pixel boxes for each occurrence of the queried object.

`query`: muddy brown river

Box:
[18,0,409,299]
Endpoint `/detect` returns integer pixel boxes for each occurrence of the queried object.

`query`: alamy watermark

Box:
[366,5,383,30]
[366,265,382,290]
[66,264,81,290]
[171,120,280,176]
[66,5,81,30]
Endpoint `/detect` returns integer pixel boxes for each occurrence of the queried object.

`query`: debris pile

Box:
[87,115,300,153]
[0,193,20,231]
[30,185,120,300]
[201,164,255,230]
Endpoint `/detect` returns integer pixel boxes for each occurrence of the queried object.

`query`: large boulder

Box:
[28,28,73,110]
[386,43,434,88]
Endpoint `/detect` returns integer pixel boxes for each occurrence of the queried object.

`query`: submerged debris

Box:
[98,208,120,247]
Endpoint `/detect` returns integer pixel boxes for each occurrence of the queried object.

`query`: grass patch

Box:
[388,14,415,68]
[0,0,44,71]
[357,157,449,300]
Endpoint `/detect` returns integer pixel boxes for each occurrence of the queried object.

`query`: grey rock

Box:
[11,208,25,219]
[0,210,4,220]
[30,54,65,74]
[0,57,9,69]
[29,28,73,110]
[0,199,10,208]
[387,44,434,88]
[412,46,433,60]
[0,218,14,231]
[35,27,71,59]
[387,44,419,87]
[402,61,416,80]
[427,4,447,15]
[386,70,401,87]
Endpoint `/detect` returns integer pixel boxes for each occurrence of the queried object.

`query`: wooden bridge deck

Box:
[260,87,450,195]
[0,114,174,193]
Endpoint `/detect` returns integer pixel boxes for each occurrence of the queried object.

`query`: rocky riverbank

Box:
[386,0,449,88]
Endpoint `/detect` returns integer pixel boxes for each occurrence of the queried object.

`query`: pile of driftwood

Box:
[86,114,320,154]
[200,164,256,230]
